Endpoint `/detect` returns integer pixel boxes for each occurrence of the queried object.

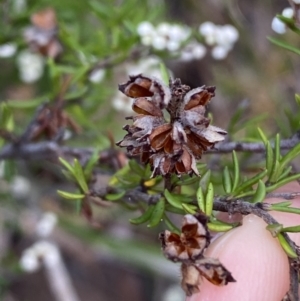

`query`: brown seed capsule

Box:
[159,214,210,261]
[117,75,227,177]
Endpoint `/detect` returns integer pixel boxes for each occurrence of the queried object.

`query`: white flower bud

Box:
[211,45,229,60]
[156,23,171,36]
[0,43,17,58]
[10,175,31,199]
[167,40,180,52]
[137,21,155,36]
[152,35,168,50]
[199,22,216,37]
[89,68,105,83]
[282,7,294,18]
[271,17,286,34]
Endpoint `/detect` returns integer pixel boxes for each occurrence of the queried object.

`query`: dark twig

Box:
[265,192,300,200]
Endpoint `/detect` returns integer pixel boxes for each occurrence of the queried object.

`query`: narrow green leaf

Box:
[147,198,165,227]
[268,36,300,56]
[277,166,292,181]
[205,183,214,216]
[6,97,47,109]
[251,180,266,203]
[277,143,300,177]
[73,159,89,193]
[231,151,240,192]
[196,186,205,212]
[84,150,100,180]
[265,141,273,175]
[257,127,268,144]
[269,160,280,183]
[295,94,300,106]
[222,166,232,194]
[129,205,155,225]
[105,190,126,201]
[159,63,170,85]
[59,157,75,175]
[270,205,300,214]
[233,169,268,196]
[267,173,300,192]
[274,134,280,162]
[207,222,233,232]
[128,159,145,177]
[271,201,292,207]
[281,225,300,233]
[277,233,298,258]
[199,169,211,195]
[182,203,197,214]
[164,189,183,209]
[57,190,85,200]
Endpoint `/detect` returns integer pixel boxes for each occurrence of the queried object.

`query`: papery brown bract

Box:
[117,74,227,177]
[196,257,236,286]
[181,263,201,296]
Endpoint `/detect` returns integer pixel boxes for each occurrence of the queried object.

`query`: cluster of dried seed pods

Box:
[117,74,226,177]
[160,214,235,296]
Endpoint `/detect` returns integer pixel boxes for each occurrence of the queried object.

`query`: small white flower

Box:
[166,40,180,52]
[36,212,58,237]
[17,50,44,83]
[199,22,216,37]
[89,68,105,83]
[271,17,286,34]
[221,25,239,44]
[20,249,40,272]
[137,21,155,37]
[168,25,191,42]
[10,175,31,199]
[156,23,171,36]
[33,241,60,266]
[180,42,206,62]
[293,0,300,3]
[211,45,229,60]
[282,7,294,18]
[141,35,153,46]
[152,35,168,50]
[0,43,17,58]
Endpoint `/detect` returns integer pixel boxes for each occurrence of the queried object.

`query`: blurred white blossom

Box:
[36,212,58,237]
[199,22,239,59]
[137,21,191,53]
[163,285,185,301]
[0,43,17,58]
[17,50,44,83]
[180,41,207,62]
[89,68,106,83]
[20,240,60,272]
[271,7,294,34]
[293,0,300,3]
[10,175,31,199]
[211,45,230,60]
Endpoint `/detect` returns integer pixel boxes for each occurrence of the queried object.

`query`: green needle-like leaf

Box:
[57,190,85,200]
[222,166,232,194]
[73,159,89,193]
[105,191,126,201]
[199,169,211,195]
[205,183,214,216]
[129,205,155,225]
[257,127,268,144]
[281,225,300,233]
[148,198,165,228]
[231,151,240,192]
[233,169,267,196]
[277,233,298,258]
[268,36,300,56]
[251,180,266,203]
[196,186,205,212]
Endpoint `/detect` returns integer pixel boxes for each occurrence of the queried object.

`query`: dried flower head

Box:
[24,8,63,59]
[160,213,235,296]
[159,214,210,261]
[117,74,226,177]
